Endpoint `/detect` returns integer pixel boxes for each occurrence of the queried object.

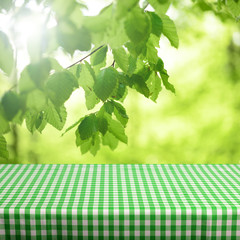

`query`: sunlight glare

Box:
[13,13,44,44]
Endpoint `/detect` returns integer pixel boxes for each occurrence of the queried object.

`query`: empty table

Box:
[0,164,239,239]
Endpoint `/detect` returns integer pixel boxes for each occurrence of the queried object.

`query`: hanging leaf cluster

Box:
[0,0,193,158]
[192,0,240,21]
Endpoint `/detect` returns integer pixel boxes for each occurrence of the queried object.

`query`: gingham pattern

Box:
[0,164,239,239]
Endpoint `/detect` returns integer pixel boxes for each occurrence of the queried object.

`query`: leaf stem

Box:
[66,45,105,69]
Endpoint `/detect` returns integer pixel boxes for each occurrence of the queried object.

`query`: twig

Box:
[66,45,105,69]
[4,46,105,93]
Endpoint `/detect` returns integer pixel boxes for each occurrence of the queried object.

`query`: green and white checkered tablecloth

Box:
[0,164,239,239]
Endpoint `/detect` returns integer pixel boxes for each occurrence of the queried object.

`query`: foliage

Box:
[0,0,240,159]
[192,0,240,21]
[0,0,179,158]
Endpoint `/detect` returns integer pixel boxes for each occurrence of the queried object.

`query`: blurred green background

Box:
[1,1,240,164]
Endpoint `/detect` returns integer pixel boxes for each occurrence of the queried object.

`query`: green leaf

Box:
[155,58,175,93]
[108,19,129,49]
[98,117,108,135]
[148,12,163,37]
[103,101,114,114]
[117,84,128,102]
[226,0,240,19]
[112,47,129,73]
[113,101,128,127]
[161,14,179,48]
[94,67,118,102]
[160,69,175,93]
[89,134,100,156]
[35,112,47,133]
[62,117,83,136]
[146,35,159,64]
[84,4,112,33]
[46,71,77,106]
[90,45,108,66]
[0,31,14,75]
[115,83,126,101]
[68,4,84,29]
[136,63,152,80]
[102,132,119,150]
[75,127,98,155]
[115,0,139,18]
[49,58,63,72]
[157,0,170,3]
[50,0,79,17]
[57,22,91,54]
[0,135,8,160]
[77,114,98,140]
[125,41,145,57]
[11,110,24,125]
[0,113,10,134]
[80,138,92,154]
[155,57,165,71]
[0,0,13,11]
[146,72,162,102]
[105,114,128,144]
[69,64,81,80]
[124,7,150,44]
[85,90,99,110]
[76,131,101,156]
[73,26,92,52]
[127,55,137,76]
[26,90,46,111]
[147,0,171,15]
[79,63,99,110]
[19,58,51,92]
[75,128,92,155]
[131,74,150,97]
[78,63,94,90]
[135,81,150,97]
[85,61,96,81]
[25,110,46,134]
[75,127,82,147]
[82,140,92,154]
[27,58,52,88]
[25,110,38,133]
[1,91,21,121]
[19,68,36,93]
[44,101,67,130]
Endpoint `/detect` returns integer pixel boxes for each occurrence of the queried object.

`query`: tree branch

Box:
[66,45,105,69]
[4,46,105,93]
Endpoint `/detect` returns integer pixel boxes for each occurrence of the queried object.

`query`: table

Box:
[0,164,239,239]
